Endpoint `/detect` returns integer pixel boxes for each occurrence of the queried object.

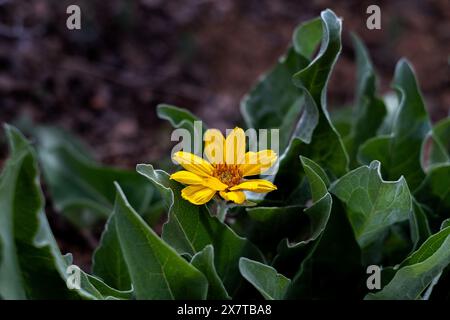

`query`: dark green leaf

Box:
[270,10,348,202]
[0,125,116,299]
[239,258,290,300]
[113,182,208,300]
[357,59,431,191]
[191,245,230,300]
[34,126,156,228]
[330,160,412,248]
[346,34,386,167]
[410,199,431,251]
[415,163,450,221]
[241,18,321,152]
[427,118,450,167]
[92,214,131,291]
[366,226,450,300]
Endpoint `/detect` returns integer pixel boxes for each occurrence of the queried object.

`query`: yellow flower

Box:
[170,127,278,205]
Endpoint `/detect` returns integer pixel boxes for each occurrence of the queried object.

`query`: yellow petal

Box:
[170,170,227,191]
[203,176,228,191]
[204,129,225,164]
[219,190,246,204]
[225,127,246,165]
[239,150,277,176]
[230,179,277,193]
[181,185,217,205]
[170,171,203,185]
[173,151,214,177]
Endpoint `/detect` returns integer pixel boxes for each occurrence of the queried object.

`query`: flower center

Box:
[213,164,242,187]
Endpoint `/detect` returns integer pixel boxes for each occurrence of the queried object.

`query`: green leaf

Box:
[414,163,450,221]
[357,135,391,170]
[330,160,412,248]
[410,199,431,251]
[84,273,133,300]
[269,10,348,202]
[346,34,386,167]
[157,104,205,156]
[0,125,110,299]
[366,226,450,300]
[428,118,450,166]
[284,201,363,299]
[239,258,290,300]
[357,59,431,191]
[243,157,331,258]
[92,214,131,291]
[33,126,156,228]
[191,245,230,300]
[112,182,208,300]
[273,156,362,299]
[136,164,264,295]
[241,18,321,152]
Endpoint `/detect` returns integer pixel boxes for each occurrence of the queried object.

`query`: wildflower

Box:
[170,127,277,205]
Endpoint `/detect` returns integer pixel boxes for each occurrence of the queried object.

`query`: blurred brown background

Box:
[0,0,449,169]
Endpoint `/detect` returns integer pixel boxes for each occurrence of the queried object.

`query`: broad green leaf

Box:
[346,34,386,167]
[157,104,202,133]
[442,219,450,229]
[274,156,362,299]
[241,18,321,152]
[136,164,264,295]
[366,226,450,300]
[357,135,391,171]
[331,106,353,141]
[242,156,330,264]
[245,205,304,255]
[92,214,131,291]
[0,125,114,299]
[33,126,156,228]
[157,104,205,156]
[273,157,332,271]
[330,160,412,248]
[239,258,290,300]
[426,118,450,167]
[414,163,450,220]
[285,201,363,299]
[269,10,348,202]
[357,59,431,191]
[410,199,431,251]
[191,245,230,300]
[112,182,208,300]
[85,274,133,300]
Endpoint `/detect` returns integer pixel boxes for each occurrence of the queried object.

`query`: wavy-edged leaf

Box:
[239,258,290,300]
[357,59,431,191]
[277,157,362,299]
[191,245,230,300]
[270,10,348,202]
[92,214,131,291]
[240,18,321,152]
[33,126,157,228]
[424,118,450,168]
[136,164,264,295]
[346,34,386,167]
[0,125,115,299]
[410,199,431,251]
[113,182,208,300]
[415,163,450,221]
[366,225,450,300]
[330,160,412,248]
